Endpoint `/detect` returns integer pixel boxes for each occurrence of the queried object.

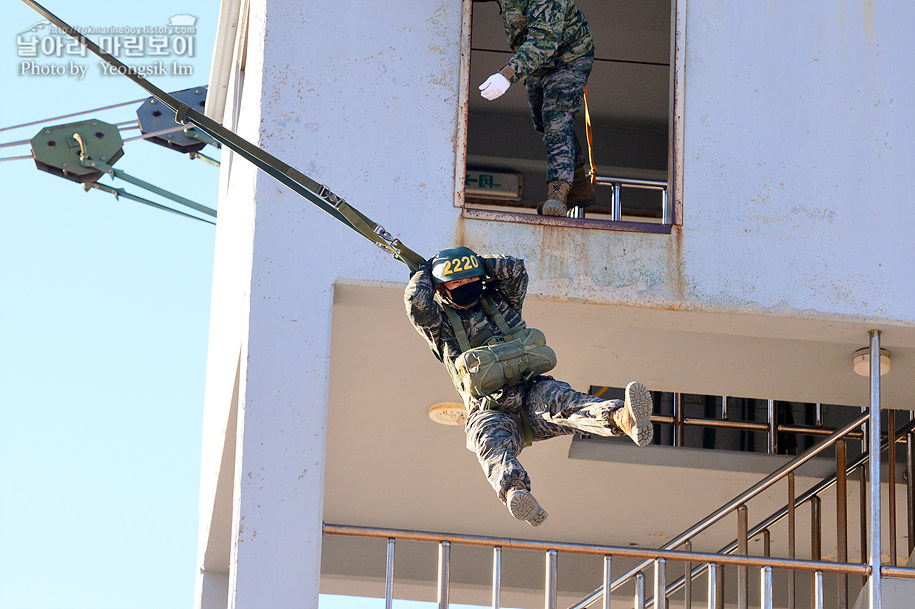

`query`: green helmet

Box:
[431,247,485,285]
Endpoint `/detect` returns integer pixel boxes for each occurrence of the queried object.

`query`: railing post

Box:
[602,555,612,609]
[683,541,692,609]
[767,399,777,454]
[908,430,915,557]
[654,558,667,609]
[760,565,773,609]
[545,549,558,609]
[674,393,684,447]
[787,472,796,609]
[888,409,897,566]
[737,505,748,609]
[837,440,849,609]
[612,182,621,221]
[661,187,670,225]
[438,541,450,609]
[867,329,883,609]
[860,462,868,586]
[813,570,824,609]
[634,571,645,609]
[385,538,395,609]
[810,495,822,562]
[706,564,720,609]
[492,546,502,609]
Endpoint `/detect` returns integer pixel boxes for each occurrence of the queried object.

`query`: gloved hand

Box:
[479,73,511,100]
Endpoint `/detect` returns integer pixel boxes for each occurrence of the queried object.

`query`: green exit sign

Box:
[465,170,522,200]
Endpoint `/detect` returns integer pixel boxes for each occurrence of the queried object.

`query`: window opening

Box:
[465,0,674,225]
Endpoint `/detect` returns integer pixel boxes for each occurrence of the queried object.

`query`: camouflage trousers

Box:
[525,53,594,184]
[464,376,625,503]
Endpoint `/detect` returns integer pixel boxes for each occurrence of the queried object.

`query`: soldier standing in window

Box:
[478,0,596,217]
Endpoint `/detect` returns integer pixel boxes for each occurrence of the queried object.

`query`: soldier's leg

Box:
[539,55,593,184]
[464,408,530,501]
[464,399,549,526]
[525,378,654,446]
[525,74,546,137]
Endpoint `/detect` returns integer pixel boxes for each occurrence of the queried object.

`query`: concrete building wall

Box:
[195,1,915,607]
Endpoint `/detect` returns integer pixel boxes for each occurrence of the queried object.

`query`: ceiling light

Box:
[852,347,891,377]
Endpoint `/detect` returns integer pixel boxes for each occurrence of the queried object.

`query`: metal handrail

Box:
[568,174,670,223]
[323,522,879,574]
[569,410,871,609]
[653,416,915,605]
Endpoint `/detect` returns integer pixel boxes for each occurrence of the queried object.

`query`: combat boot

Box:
[539,180,571,217]
[567,166,596,208]
[505,480,548,527]
[611,381,654,447]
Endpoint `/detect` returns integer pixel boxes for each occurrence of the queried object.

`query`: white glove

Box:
[479,73,511,100]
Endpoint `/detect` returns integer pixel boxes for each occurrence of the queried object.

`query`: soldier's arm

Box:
[404,263,446,361]
[481,255,529,313]
[500,0,567,83]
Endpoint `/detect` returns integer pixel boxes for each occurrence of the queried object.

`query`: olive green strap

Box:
[442,305,472,353]
[480,296,514,336]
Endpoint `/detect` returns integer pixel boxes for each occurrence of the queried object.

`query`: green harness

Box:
[442,296,557,447]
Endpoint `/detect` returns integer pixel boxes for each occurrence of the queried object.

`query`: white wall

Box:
[679,0,914,322]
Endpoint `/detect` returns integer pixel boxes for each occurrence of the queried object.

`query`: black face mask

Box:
[448,280,483,308]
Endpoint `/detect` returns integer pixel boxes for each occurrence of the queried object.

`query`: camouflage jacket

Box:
[495,0,594,83]
[404,255,529,395]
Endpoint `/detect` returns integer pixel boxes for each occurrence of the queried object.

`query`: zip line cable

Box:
[0,96,149,134]
[20,0,425,271]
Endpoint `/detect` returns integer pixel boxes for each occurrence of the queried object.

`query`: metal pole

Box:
[492,546,502,609]
[674,393,684,447]
[837,440,849,609]
[737,505,748,609]
[612,183,622,221]
[385,538,395,609]
[438,541,450,609]
[768,400,777,454]
[654,559,667,609]
[867,329,883,609]
[762,529,771,558]
[816,403,824,428]
[860,463,868,585]
[684,541,692,609]
[707,564,717,609]
[722,396,729,420]
[811,496,822,562]
[814,571,824,609]
[602,555,612,609]
[546,549,558,609]
[635,571,645,609]
[908,432,915,556]
[811,495,822,606]
[888,409,897,566]
[661,188,670,225]
[787,473,796,609]
[760,566,773,609]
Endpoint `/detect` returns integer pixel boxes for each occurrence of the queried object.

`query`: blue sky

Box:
[1,2,218,608]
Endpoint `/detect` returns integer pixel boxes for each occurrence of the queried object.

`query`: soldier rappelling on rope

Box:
[405,247,653,526]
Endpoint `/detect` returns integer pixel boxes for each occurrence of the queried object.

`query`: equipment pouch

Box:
[451,328,557,398]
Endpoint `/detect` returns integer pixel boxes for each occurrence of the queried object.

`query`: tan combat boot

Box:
[567,166,596,208]
[540,180,571,217]
[611,381,654,447]
[505,480,548,527]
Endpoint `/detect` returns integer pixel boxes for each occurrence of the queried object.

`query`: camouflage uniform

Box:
[495,0,594,184]
[405,255,628,503]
